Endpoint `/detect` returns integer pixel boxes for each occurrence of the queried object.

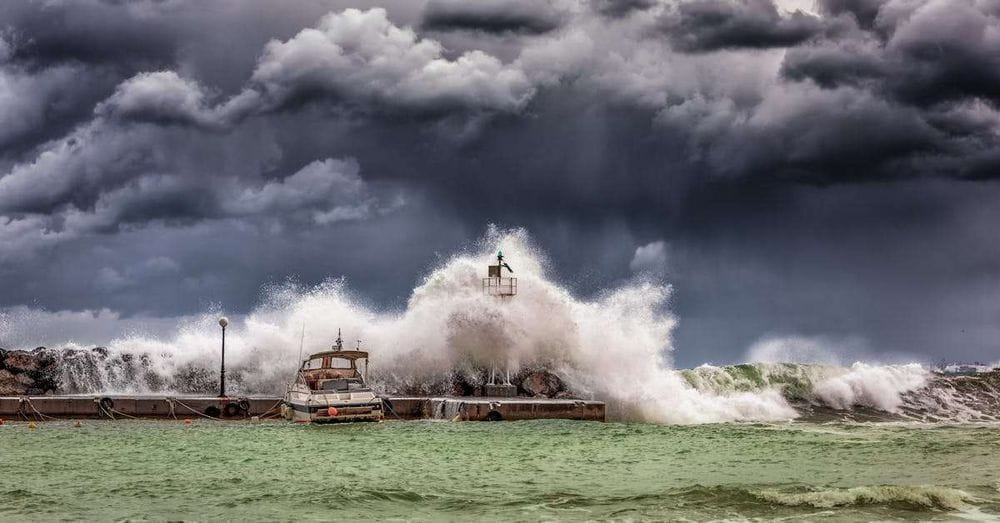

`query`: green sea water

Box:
[2,419,999,521]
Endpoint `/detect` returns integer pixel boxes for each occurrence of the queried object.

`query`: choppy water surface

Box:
[2,419,999,521]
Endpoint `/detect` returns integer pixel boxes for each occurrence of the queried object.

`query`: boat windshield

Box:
[303,357,354,370]
[328,358,353,369]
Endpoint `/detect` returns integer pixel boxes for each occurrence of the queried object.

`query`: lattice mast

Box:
[483,250,517,388]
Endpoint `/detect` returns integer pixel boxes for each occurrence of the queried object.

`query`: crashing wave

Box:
[3,228,999,424]
[681,362,1000,422]
[753,485,975,511]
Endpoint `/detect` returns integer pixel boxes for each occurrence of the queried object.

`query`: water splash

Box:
[6,227,995,423]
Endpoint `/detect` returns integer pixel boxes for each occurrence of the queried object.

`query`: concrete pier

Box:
[0,395,282,419]
[385,397,606,422]
[0,395,605,422]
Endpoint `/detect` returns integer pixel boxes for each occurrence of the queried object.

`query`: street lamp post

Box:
[218,317,229,398]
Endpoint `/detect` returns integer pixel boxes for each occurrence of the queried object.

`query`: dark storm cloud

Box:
[2,0,1000,364]
[782,0,1000,107]
[780,39,885,89]
[0,1,178,68]
[816,0,884,28]
[421,0,566,34]
[659,0,828,52]
[590,0,658,18]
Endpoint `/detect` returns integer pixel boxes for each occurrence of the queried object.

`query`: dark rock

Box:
[520,370,566,398]
[171,363,217,394]
[451,380,473,396]
[0,348,62,395]
[0,369,18,395]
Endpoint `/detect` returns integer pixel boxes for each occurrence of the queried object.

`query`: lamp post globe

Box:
[219,317,229,329]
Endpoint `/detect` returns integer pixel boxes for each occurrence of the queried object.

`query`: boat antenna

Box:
[297,324,306,362]
[290,323,306,387]
[334,328,343,351]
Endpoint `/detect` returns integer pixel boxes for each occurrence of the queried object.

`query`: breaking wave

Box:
[6,228,1000,423]
[682,362,1000,422]
[752,485,975,511]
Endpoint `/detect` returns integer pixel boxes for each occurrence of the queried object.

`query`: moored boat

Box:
[282,331,383,423]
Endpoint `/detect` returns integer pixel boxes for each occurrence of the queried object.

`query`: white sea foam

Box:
[7,228,967,424]
[755,485,974,510]
[813,363,929,412]
[9,228,808,423]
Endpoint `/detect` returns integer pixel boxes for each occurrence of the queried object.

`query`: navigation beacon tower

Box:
[482,250,518,397]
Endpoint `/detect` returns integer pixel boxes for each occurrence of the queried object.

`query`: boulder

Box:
[4,351,38,372]
[0,369,18,395]
[0,348,62,395]
[520,370,565,398]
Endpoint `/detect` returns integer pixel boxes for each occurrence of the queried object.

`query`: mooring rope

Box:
[257,399,284,417]
[23,398,59,422]
[98,403,115,420]
[108,407,139,420]
[14,396,287,423]
[382,399,403,421]
[171,398,225,422]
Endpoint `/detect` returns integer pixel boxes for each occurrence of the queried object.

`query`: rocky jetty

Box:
[441,368,570,398]
[0,347,62,395]
[0,346,218,396]
[0,345,576,399]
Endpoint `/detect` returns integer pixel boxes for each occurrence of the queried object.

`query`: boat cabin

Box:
[299,350,370,392]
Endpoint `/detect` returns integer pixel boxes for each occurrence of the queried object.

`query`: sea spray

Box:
[4,228,998,423]
[812,363,928,411]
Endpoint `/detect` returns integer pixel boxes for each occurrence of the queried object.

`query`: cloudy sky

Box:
[0,0,998,366]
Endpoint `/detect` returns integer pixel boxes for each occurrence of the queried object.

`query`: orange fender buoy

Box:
[27,422,37,430]
[0,418,5,426]
[327,407,338,417]
[184,418,193,425]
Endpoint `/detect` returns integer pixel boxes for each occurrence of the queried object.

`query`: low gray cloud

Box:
[630,240,669,277]
[242,8,536,117]
[97,71,223,128]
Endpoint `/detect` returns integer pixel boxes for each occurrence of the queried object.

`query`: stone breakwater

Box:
[0,346,574,399]
[0,348,61,395]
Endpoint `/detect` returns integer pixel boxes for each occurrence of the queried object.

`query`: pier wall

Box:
[387,397,606,422]
[0,396,281,419]
[1,395,606,422]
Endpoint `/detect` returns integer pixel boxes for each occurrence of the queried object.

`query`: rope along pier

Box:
[0,395,606,422]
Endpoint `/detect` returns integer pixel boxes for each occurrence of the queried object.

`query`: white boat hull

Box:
[283,387,383,423]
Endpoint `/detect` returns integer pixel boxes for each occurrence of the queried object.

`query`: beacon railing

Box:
[482,277,517,297]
